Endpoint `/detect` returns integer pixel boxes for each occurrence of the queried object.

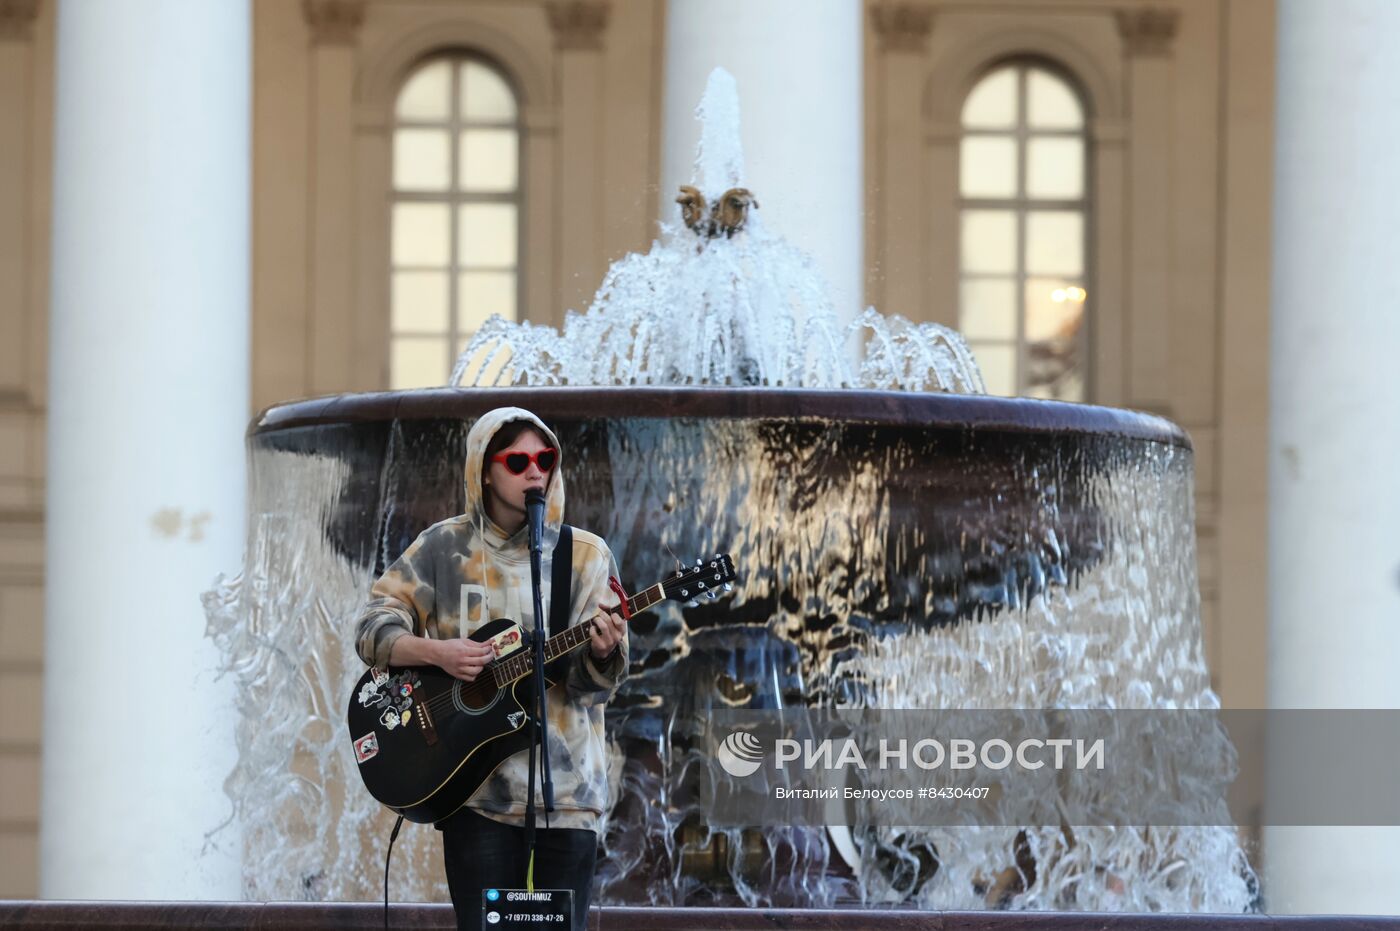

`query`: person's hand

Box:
[589,604,626,660]
[436,637,497,682]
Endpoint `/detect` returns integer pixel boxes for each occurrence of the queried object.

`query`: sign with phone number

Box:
[482,888,573,928]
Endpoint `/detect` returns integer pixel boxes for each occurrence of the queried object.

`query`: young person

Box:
[355,406,628,930]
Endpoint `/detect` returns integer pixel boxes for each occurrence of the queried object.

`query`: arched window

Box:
[958,61,1089,400]
[389,55,521,389]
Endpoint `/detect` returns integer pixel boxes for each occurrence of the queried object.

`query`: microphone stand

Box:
[523,489,554,890]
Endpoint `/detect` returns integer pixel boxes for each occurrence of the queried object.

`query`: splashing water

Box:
[693,68,746,199]
[451,69,985,394]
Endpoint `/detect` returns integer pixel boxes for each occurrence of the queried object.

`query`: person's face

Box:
[483,428,554,519]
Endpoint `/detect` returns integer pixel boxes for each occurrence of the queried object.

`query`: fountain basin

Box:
[210,386,1241,910]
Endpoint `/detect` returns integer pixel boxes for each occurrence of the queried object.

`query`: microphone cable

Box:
[383,814,404,930]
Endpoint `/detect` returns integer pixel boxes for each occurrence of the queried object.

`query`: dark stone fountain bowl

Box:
[251,385,1190,632]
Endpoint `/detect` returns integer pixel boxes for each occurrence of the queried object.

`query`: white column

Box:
[1265,0,1400,914]
[42,0,247,899]
[661,0,863,320]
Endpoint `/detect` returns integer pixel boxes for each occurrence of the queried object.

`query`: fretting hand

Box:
[589,604,626,660]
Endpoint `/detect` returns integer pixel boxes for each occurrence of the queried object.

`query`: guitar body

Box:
[347,554,736,824]
[346,618,551,824]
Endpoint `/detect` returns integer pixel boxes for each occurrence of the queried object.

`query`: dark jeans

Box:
[441,808,598,931]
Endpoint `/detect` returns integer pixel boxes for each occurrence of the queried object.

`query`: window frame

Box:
[388,52,525,389]
[957,58,1093,401]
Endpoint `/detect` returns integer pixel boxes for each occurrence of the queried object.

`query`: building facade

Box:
[0,0,1277,901]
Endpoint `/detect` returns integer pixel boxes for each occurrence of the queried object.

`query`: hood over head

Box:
[463,406,566,541]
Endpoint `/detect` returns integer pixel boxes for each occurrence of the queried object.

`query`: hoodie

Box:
[353,406,627,831]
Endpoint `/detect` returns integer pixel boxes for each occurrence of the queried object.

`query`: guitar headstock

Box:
[661,553,737,605]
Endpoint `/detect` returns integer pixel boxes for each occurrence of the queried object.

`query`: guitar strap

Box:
[544,524,573,681]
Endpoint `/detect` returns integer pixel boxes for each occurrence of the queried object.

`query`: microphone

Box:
[524,487,546,555]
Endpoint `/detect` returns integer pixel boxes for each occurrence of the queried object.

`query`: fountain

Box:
[204,69,1255,912]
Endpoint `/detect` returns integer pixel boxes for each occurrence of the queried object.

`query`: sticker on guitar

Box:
[357,668,390,707]
[359,668,420,730]
[488,625,524,657]
[354,732,379,764]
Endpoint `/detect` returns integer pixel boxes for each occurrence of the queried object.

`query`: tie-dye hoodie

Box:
[353,406,627,831]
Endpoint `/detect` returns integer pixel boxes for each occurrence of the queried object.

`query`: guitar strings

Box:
[408,613,608,724]
[364,571,726,732]
[415,625,590,719]
[417,588,641,715]
[396,578,694,720]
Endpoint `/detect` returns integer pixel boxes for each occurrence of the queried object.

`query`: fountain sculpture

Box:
[204,69,1255,912]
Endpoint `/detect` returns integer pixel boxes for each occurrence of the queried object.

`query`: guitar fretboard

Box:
[488,582,664,687]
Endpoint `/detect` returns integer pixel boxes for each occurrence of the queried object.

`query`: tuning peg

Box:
[695,557,703,566]
[706,590,718,600]
[723,582,733,592]
[685,600,699,608]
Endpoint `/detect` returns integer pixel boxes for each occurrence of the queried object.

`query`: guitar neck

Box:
[490,582,665,686]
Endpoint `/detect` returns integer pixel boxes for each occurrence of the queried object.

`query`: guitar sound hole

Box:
[455,678,501,713]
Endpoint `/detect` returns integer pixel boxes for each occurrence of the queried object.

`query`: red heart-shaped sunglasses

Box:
[490,447,557,475]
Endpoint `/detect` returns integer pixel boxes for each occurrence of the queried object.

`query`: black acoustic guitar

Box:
[347,554,737,824]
